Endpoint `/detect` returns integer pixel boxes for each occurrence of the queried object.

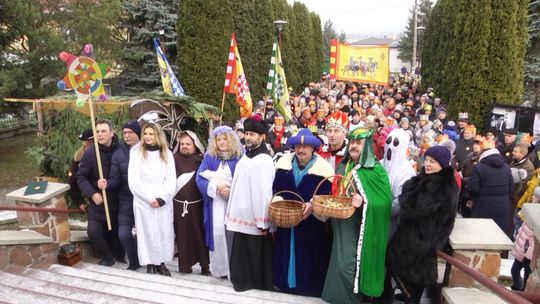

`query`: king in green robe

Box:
[322,128,392,303]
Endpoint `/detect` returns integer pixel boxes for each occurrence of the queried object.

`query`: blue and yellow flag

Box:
[153,38,185,96]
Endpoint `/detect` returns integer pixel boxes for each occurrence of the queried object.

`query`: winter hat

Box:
[438,140,456,156]
[424,145,451,169]
[123,120,141,139]
[286,128,321,149]
[534,186,540,199]
[78,128,94,141]
[243,113,270,134]
[510,168,528,184]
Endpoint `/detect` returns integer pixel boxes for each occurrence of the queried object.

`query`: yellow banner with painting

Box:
[333,43,389,85]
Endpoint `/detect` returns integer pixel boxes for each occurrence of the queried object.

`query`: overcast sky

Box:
[290,0,417,38]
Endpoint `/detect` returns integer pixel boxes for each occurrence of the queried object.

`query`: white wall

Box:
[389,47,409,74]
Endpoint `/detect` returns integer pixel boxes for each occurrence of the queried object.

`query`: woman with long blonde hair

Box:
[128,122,176,276]
[196,126,243,278]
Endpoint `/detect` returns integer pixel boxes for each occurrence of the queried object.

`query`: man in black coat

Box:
[77,119,120,266]
[499,128,518,165]
[98,120,141,270]
[68,128,93,212]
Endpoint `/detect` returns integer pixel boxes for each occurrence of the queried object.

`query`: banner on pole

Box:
[329,40,389,85]
[266,38,291,122]
[224,33,253,118]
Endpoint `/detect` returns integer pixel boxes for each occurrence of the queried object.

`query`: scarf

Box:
[273,129,285,149]
[287,154,316,288]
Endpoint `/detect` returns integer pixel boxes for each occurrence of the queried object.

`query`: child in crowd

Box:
[510,186,538,290]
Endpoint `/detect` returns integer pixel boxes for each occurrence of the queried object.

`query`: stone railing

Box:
[0,182,93,269]
[523,204,540,293]
[446,218,513,290]
[6,182,72,243]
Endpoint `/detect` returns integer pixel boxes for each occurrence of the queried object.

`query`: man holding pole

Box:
[77,119,120,266]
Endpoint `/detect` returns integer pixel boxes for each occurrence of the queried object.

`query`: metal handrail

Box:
[437,251,532,304]
[0,205,83,214]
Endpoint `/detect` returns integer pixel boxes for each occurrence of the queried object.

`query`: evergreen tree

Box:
[422,0,529,129]
[272,0,301,92]
[338,31,347,43]
[488,0,520,103]
[292,2,313,88]
[231,0,274,101]
[323,20,338,60]
[525,0,540,105]
[396,0,433,66]
[0,1,65,99]
[449,1,492,125]
[177,0,233,117]
[322,20,346,73]
[117,0,180,96]
[310,13,324,81]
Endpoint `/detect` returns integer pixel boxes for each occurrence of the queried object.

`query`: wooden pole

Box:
[35,100,44,136]
[219,92,226,126]
[88,96,112,231]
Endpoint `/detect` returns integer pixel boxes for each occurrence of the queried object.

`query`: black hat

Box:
[78,128,94,141]
[503,128,518,135]
[243,114,269,134]
[123,120,141,139]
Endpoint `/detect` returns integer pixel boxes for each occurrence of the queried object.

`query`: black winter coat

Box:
[77,135,119,221]
[107,141,135,226]
[467,153,513,233]
[388,166,458,285]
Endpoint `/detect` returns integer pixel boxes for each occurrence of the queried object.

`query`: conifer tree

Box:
[231,0,274,100]
[118,0,180,95]
[177,0,233,108]
[292,2,312,88]
[310,13,324,81]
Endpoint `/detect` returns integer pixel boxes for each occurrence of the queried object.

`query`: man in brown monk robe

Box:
[173,130,210,275]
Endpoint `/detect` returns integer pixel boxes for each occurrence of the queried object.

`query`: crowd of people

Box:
[67,71,538,303]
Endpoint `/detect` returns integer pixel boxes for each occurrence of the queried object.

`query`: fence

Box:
[0,111,37,129]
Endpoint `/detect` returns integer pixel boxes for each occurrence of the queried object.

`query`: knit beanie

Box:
[424,145,451,169]
[534,186,540,200]
[123,120,141,139]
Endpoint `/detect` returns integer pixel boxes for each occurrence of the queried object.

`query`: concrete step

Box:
[83,261,323,303]
[21,266,198,304]
[442,287,508,304]
[0,269,126,304]
[53,263,265,303]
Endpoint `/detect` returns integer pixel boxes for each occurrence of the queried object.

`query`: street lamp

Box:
[273,20,288,49]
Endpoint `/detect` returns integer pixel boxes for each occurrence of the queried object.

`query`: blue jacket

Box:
[195,154,240,250]
[107,141,136,226]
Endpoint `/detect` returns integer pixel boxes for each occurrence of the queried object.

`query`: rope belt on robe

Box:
[173,198,202,217]
[174,170,200,217]
[287,154,316,289]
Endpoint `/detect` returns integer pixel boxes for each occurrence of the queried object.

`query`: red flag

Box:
[223,33,252,118]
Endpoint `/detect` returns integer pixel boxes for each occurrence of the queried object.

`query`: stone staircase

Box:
[0,259,324,304]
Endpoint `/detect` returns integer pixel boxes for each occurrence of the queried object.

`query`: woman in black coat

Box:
[387,146,459,304]
[467,147,513,234]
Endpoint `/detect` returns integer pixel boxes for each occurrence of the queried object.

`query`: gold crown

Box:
[464,124,476,135]
[520,133,533,145]
[475,135,495,150]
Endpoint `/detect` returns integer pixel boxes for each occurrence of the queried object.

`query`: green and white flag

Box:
[266,38,291,122]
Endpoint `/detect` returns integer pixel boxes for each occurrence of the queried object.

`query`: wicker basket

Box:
[269,190,305,228]
[312,175,356,219]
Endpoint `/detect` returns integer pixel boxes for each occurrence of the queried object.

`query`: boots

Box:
[158,263,171,276]
[147,264,156,274]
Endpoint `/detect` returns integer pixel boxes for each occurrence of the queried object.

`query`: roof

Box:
[349,37,399,47]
